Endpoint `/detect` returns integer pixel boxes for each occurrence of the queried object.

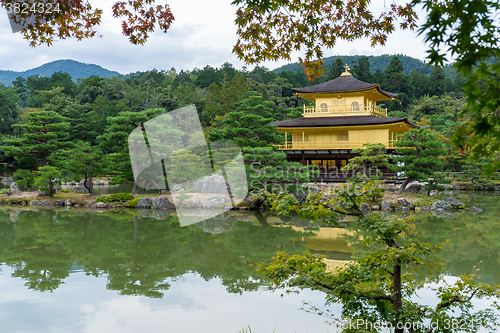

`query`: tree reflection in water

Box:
[0,208,312,297]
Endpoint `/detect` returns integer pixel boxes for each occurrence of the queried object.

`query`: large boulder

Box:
[152,196,174,210]
[404,183,423,194]
[398,198,413,208]
[9,182,21,194]
[431,200,452,211]
[191,180,203,193]
[442,197,465,210]
[1,177,13,186]
[171,184,183,192]
[73,185,88,194]
[136,197,153,209]
[30,200,52,207]
[201,175,227,194]
[95,202,110,208]
[202,195,230,208]
[359,203,371,212]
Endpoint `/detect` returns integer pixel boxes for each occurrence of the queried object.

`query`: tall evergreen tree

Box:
[3,110,70,166]
[352,57,374,82]
[428,65,446,96]
[60,141,103,194]
[394,128,447,194]
[382,56,410,107]
[328,57,344,80]
[208,92,281,147]
[0,84,18,135]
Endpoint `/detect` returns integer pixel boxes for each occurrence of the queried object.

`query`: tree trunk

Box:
[84,173,94,195]
[49,177,54,198]
[397,177,412,194]
[131,181,139,194]
[393,263,404,333]
[41,154,47,167]
[255,210,270,228]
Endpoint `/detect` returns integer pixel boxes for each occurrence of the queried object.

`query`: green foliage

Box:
[0,84,18,135]
[260,180,500,332]
[342,143,390,178]
[394,128,447,193]
[127,198,140,208]
[3,109,70,166]
[95,192,135,203]
[417,0,500,172]
[13,169,35,189]
[57,141,103,194]
[34,165,62,198]
[108,175,128,185]
[242,146,318,194]
[208,91,283,147]
[459,159,497,190]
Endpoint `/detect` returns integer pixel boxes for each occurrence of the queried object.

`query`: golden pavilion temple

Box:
[269,65,418,180]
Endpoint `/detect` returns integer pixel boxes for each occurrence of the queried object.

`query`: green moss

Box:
[127,198,140,208]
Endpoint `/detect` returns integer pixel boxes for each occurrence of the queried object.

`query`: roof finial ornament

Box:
[341,63,352,76]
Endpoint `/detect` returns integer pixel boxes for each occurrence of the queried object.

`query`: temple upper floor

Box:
[292,65,398,118]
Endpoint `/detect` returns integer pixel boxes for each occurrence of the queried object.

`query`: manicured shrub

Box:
[109,176,128,185]
[95,192,135,203]
[127,198,140,208]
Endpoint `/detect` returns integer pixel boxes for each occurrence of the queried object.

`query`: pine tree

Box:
[328,57,344,80]
[352,57,374,82]
[35,165,62,198]
[428,65,446,96]
[3,110,70,166]
[59,141,103,194]
[208,92,282,148]
[394,128,447,194]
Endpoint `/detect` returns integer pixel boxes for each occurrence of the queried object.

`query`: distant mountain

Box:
[0,59,122,86]
[273,54,442,76]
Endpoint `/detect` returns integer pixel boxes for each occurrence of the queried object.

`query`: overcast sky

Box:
[0,0,431,74]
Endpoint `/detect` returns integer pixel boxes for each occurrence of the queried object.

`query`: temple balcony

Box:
[303,105,387,117]
[276,140,398,150]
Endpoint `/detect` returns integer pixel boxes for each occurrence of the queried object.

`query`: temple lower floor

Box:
[284,149,402,183]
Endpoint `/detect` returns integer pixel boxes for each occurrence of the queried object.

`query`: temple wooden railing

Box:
[303,105,387,117]
[276,140,398,150]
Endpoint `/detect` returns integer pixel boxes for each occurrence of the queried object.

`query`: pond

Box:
[0,192,499,333]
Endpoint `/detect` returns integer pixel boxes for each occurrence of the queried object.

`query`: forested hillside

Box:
[274,54,459,78]
[0,60,121,86]
[0,55,471,187]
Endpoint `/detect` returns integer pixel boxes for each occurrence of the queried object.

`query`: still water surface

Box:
[0,192,499,332]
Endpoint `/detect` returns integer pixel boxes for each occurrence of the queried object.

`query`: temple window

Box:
[351,101,359,111]
[337,133,348,141]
